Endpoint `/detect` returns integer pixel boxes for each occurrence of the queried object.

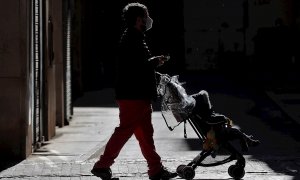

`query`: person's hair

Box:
[122,2,148,27]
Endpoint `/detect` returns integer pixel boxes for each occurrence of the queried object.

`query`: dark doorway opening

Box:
[73,0,185,106]
[80,0,122,92]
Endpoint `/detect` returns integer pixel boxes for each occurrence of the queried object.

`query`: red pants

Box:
[93,100,162,176]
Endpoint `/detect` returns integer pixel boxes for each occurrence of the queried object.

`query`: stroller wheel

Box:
[182,166,195,180]
[228,165,245,179]
[176,164,186,178]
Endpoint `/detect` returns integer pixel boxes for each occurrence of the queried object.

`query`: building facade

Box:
[0,0,74,160]
[0,0,185,161]
[183,0,299,72]
[0,0,298,161]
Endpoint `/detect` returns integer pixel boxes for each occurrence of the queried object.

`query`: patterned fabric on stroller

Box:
[156,73,260,180]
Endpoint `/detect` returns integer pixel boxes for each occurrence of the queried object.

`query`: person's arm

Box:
[148,55,170,67]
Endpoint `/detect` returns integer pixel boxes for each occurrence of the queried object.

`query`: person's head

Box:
[122,2,153,32]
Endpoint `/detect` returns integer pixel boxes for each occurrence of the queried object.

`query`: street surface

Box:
[1,74,300,179]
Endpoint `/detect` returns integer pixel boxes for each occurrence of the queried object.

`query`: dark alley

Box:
[0,0,300,179]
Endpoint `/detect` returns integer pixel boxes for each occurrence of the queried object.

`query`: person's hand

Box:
[157,55,170,66]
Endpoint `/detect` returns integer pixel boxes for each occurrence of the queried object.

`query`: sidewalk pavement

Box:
[265,91,300,126]
[0,107,299,180]
[1,88,300,179]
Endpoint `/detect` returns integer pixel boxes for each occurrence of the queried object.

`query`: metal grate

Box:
[32,0,44,148]
[63,0,73,122]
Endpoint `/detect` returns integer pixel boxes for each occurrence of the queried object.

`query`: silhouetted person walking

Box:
[91,2,177,180]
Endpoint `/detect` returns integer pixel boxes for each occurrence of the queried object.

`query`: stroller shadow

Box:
[184,138,202,151]
[184,138,242,155]
[177,178,234,180]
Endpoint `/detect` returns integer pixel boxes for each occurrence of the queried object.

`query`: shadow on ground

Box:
[0,158,22,172]
[73,73,300,179]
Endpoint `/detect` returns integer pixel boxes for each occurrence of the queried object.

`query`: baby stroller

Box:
[156,72,260,180]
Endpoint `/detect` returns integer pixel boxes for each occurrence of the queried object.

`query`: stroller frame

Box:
[156,72,246,180]
[179,116,246,180]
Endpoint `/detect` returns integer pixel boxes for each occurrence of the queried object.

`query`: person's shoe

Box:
[246,135,260,147]
[241,135,260,152]
[91,167,112,180]
[149,167,177,180]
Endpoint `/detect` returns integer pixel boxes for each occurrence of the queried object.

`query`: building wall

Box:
[0,0,67,159]
[43,0,57,141]
[40,0,66,141]
[247,0,292,55]
[183,0,296,71]
[52,0,65,127]
[0,0,32,159]
[183,0,244,71]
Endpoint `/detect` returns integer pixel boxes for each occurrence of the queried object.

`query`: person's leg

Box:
[93,100,139,169]
[133,100,177,179]
[133,101,162,176]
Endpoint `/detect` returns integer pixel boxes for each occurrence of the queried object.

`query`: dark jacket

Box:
[115,27,159,100]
